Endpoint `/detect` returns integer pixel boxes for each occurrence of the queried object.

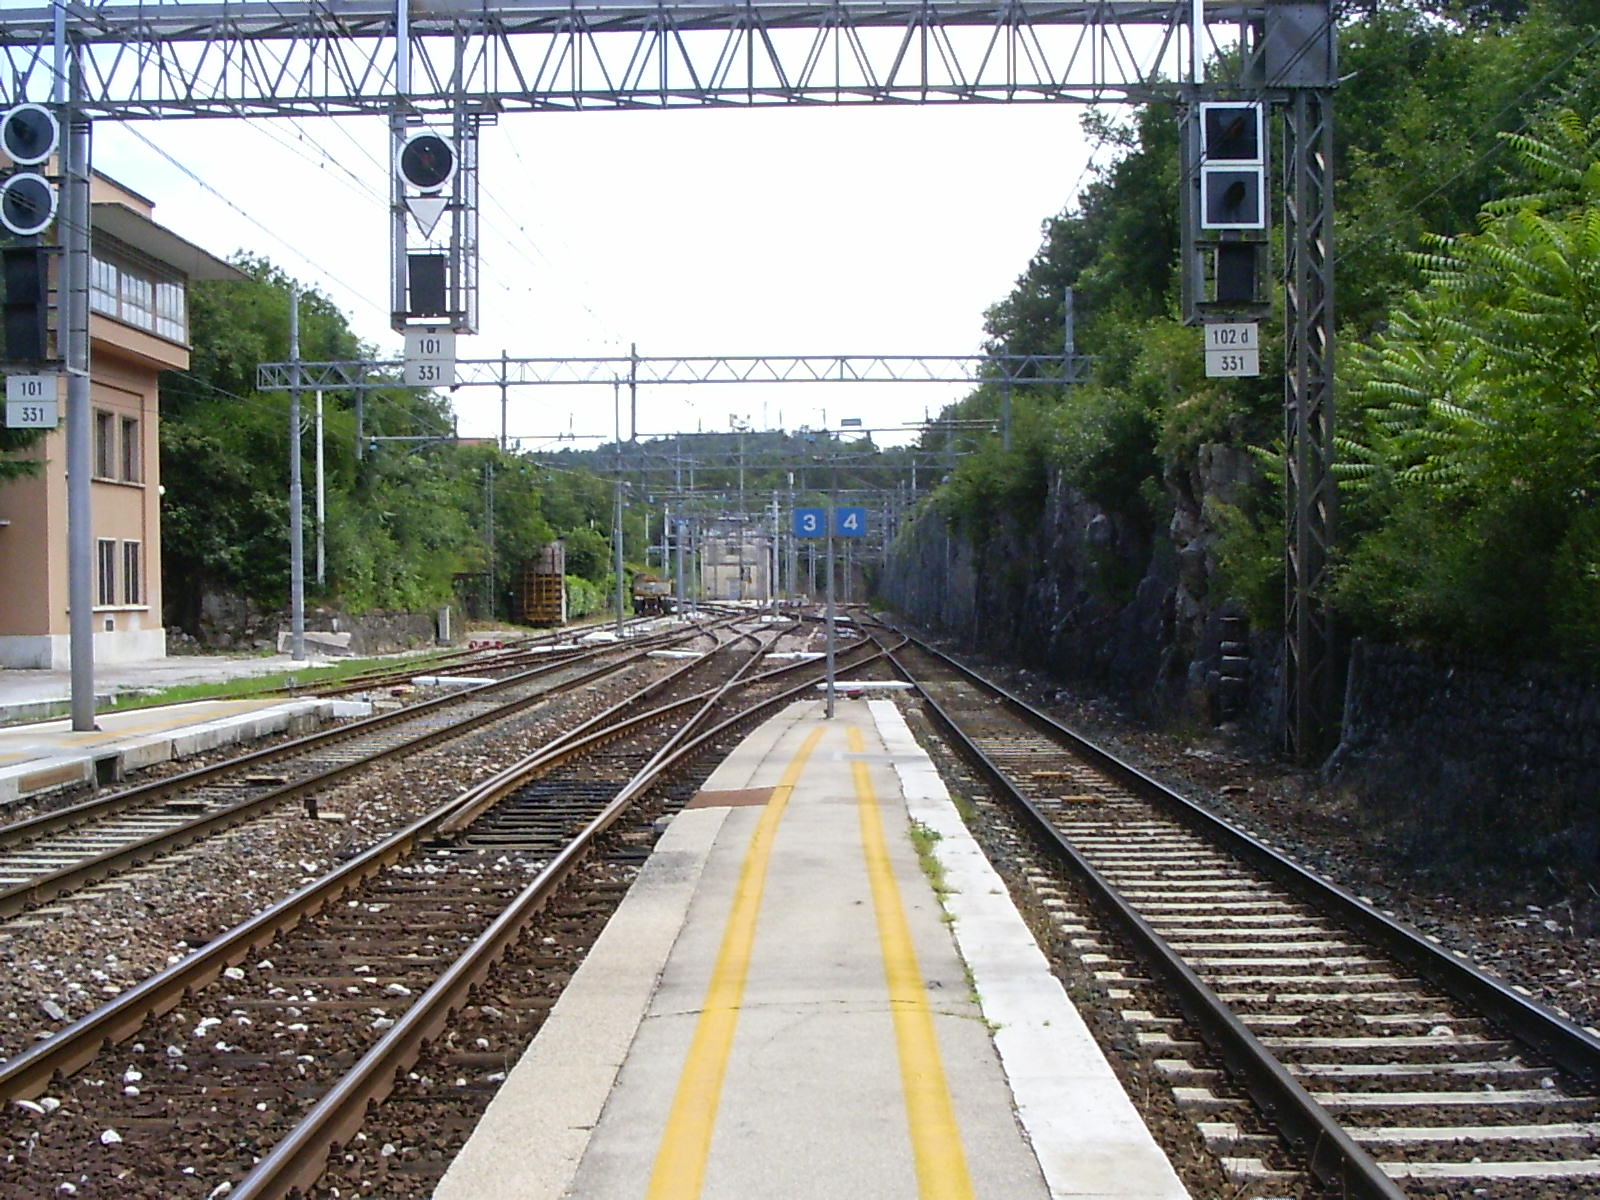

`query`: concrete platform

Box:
[436,698,1189,1200]
[0,651,354,723]
[0,695,369,809]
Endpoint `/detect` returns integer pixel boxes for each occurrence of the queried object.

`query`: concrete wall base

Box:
[0,629,166,669]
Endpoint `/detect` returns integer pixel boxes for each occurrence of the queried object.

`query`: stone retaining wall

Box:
[1325,641,1600,877]
[169,594,451,656]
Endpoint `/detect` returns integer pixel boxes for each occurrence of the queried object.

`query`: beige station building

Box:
[700,519,773,602]
[0,171,242,668]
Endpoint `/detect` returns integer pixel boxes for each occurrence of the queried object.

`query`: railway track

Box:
[297,614,679,698]
[877,626,1600,1200]
[0,622,718,922]
[0,623,880,1200]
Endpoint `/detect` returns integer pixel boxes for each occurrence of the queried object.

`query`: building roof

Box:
[90,202,248,283]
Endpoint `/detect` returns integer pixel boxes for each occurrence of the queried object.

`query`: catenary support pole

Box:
[499,348,508,451]
[675,517,686,616]
[288,288,306,662]
[1001,340,1012,452]
[613,381,625,637]
[787,473,797,604]
[1283,87,1340,761]
[824,522,836,719]
[62,45,95,732]
[314,390,325,588]
[484,460,495,618]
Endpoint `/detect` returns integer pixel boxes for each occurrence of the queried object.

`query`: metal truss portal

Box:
[0,1,1269,117]
[257,351,1092,391]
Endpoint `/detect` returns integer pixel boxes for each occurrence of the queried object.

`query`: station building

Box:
[0,171,242,668]
[701,519,772,601]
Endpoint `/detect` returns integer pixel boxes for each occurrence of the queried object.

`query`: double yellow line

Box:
[647,718,974,1200]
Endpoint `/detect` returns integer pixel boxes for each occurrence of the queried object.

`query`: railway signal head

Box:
[0,172,57,238]
[1201,167,1264,230]
[1,104,60,167]
[397,131,456,193]
[0,104,61,239]
[1201,103,1261,163]
[1198,101,1266,231]
[2,244,51,362]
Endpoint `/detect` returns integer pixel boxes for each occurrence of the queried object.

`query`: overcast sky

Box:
[91,102,1103,448]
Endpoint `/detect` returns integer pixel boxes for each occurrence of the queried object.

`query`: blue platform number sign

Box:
[834,506,867,538]
[793,507,826,539]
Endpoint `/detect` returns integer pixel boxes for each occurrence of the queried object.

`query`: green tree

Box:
[1337,109,1600,657]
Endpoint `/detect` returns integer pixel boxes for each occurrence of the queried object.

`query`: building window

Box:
[120,416,141,483]
[120,272,154,331]
[155,280,185,342]
[97,539,116,607]
[90,257,118,315]
[122,541,141,606]
[88,248,187,342]
[94,410,115,478]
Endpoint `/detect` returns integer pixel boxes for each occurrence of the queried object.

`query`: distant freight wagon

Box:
[631,573,674,617]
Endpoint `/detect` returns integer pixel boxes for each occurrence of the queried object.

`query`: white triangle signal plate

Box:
[406,195,448,237]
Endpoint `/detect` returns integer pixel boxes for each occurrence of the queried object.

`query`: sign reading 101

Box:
[5,374,58,429]
[403,326,456,388]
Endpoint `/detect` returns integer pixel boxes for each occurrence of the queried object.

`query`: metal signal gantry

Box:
[0,1,1271,117]
[3,0,1342,760]
[256,350,1093,391]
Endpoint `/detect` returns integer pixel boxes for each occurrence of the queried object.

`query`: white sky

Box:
[92,103,1103,448]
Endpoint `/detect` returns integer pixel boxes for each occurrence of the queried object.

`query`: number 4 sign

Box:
[833,507,867,538]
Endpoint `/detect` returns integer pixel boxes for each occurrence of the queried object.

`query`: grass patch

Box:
[116,654,442,711]
[907,819,950,897]
[0,651,454,728]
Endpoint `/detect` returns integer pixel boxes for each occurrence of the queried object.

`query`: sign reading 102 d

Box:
[1204,322,1260,378]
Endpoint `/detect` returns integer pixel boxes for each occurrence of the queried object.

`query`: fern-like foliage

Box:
[1336,108,1600,656]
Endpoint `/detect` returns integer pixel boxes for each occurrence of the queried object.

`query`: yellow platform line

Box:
[850,723,975,1200]
[647,722,828,1200]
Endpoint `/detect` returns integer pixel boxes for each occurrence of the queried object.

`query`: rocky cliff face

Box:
[880,441,1278,734]
[882,450,1598,873]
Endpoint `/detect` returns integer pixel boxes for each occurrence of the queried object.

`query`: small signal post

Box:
[794,504,868,717]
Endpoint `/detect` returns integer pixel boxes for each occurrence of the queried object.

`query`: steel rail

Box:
[0,617,708,850]
[0,630,746,1100]
[874,632,1407,1200]
[0,625,855,1102]
[892,628,1600,1085]
[437,628,872,834]
[875,623,1600,1195]
[226,636,887,1200]
[0,630,707,920]
[0,647,586,849]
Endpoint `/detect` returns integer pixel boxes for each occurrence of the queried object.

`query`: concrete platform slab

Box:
[437,699,1190,1200]
[0,696,367,808]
